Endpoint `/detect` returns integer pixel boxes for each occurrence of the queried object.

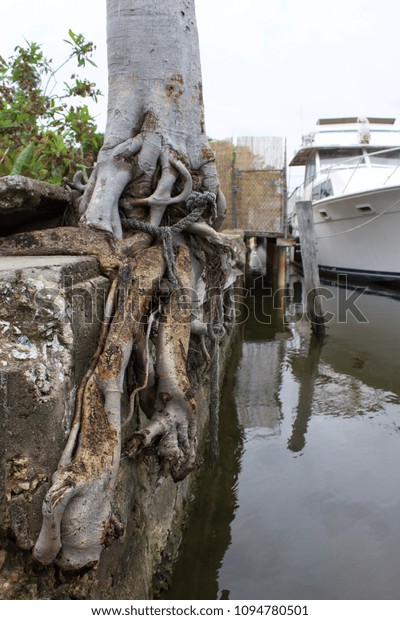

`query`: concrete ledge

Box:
[0,176,71,235]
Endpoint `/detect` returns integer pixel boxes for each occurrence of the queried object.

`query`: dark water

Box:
[164,276,400,600]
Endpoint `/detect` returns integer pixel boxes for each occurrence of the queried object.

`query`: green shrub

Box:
[0,30,103,185]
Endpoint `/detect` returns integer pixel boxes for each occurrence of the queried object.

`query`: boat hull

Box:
[312,186,400,281]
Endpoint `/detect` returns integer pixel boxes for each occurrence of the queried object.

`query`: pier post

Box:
[265,239,273,284]
[276,244,287,290]
[295,201,325,337]
[265,239,287,291]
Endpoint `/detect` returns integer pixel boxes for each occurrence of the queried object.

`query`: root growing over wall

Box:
[0,0,236,572]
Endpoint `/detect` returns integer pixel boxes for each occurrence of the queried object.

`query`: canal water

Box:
[164,274,400,600]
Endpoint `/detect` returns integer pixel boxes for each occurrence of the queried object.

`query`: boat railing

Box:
[319,146,400,195]
[288,146,400,204]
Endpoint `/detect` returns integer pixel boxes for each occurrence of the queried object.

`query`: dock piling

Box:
[295,200,326,337]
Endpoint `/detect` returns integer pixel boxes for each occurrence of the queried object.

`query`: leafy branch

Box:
[0,30,104,185]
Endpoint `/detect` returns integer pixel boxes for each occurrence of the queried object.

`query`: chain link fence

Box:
[211,137,286,235]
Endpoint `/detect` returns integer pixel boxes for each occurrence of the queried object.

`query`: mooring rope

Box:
[121,191,216,290]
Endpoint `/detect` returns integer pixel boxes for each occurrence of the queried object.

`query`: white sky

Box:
[2,0,400,189]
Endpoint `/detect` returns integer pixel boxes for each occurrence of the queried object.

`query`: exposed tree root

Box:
[77,115,225,241]
[0,225,159,276]
[124,245,197,485]
[14,229,211,569]
[1,189,229,571]
[32,245,166,569]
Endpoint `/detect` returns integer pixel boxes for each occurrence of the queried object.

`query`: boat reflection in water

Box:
[164,275,400,600]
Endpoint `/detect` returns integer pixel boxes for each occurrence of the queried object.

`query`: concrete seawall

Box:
[0,250,243,599]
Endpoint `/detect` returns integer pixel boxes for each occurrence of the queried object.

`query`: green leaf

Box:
[10,143,35,175]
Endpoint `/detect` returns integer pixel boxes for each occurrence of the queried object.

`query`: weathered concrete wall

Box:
[0,248,244,599]
[0,176,72,235]
[0,256,109,597]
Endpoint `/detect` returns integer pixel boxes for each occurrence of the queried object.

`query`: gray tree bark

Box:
[80,0,225,238]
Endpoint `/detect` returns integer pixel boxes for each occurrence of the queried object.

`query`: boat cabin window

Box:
[305,153,316,185]
[319,148,364,170]
[367,148,400,166]
[312,179,333,201]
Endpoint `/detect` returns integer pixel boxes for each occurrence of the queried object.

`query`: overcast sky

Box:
[2,0,400,189]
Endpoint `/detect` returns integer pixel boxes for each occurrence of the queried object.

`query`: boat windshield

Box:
[319,148,365,170]
[367,148,400,166]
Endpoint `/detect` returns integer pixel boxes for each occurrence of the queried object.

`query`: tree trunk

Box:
[80,0,225,238]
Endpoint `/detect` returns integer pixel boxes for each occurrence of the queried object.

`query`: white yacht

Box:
[289,117,400,281]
